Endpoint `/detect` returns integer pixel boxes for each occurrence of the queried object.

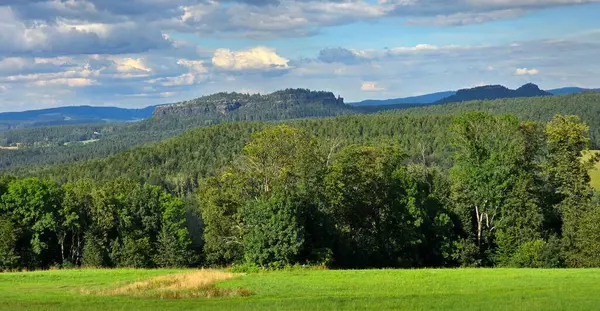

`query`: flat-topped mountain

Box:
[153,89,348,119]
[435,83,552,104]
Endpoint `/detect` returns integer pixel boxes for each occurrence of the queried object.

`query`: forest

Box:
[2,109,600,270]
[2,92,600,173]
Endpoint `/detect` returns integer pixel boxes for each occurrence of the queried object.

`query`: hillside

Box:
[435,83,551,104]
[5,92,600,175]
[20,114,453,188]
[0,105,157,131]
[351,91,456,106]
[399,92,600,146]
[0,89,360,170]
[12,92,600,184]
[548,87,600,95]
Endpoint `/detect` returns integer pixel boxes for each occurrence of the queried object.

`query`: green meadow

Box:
[1,269,600,311]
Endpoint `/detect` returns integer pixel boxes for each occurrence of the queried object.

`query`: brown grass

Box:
[83,269,251,299]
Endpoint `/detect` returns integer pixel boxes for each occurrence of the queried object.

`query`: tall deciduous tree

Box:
[545,115,598,267]
[1,178,63,267]
[450,112,545,266]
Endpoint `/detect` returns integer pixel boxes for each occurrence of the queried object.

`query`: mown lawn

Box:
[1,268,600,310]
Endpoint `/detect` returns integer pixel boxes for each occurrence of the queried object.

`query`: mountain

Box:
[351,91,456,107]
[0,105,158,131]
[547,87,600,95]
[0,89,359,170]
[153,89,352,120]
[435,83,551,104]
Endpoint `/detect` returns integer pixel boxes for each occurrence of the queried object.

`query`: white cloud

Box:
[113,58,152,73]
[515,68,539,75]
[177,59,208,74]
[0,6,171,57]
[146,59,208,86]
[31,78,96,87]
[360,81,385,92]
[212,47,289,71]
[148,73,198,86]
[407,9,525,26]
[0,85,6,93]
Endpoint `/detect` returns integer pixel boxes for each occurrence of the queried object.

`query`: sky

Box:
[0,0,599,112]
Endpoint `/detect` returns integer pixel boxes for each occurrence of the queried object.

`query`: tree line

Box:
[2,112,600,270]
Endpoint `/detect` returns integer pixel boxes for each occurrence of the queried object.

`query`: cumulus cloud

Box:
[147,59,208,86]
[360,81,385,91]
[318,47,366,65]
[31,78,96,87]
[212,47,289,71]
[177,59,208,74]
[515,68,539,75]
[0,6,172,57]
[113,58,152,73]
[1,0,600,111]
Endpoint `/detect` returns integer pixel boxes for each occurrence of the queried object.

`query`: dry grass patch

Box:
[84,269,251,299]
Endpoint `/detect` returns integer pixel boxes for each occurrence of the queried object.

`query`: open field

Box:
[1,269,600,311]
[64,139,100,146]
[583,150,600,189]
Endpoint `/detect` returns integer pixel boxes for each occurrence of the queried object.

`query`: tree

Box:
[155,193,194,267]
[545,115,598,266]
[241,192,305,267]
[59,180,94,266]
[1,178,63,267]
[324,145,415,267]
[199,171,246,265]
[450,112,545,266]
[0,217,19,269]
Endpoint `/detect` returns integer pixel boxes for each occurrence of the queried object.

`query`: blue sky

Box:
[0,0,599,111]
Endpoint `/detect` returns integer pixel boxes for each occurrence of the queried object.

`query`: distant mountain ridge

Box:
[0,105,158,131]
[547,87,600,95]
[2,84,599,132]
[351,91,456,106]
[353,84,600,107]
[435,83,552,104]
[153,89,350,119]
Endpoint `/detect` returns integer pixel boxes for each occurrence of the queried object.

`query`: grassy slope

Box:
[582,150,600,190]
[1,269,600,311]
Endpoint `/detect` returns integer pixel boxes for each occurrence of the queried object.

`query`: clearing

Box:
[1,268,600,310]
[583,150,600,189]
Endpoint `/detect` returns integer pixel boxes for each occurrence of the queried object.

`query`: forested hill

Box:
[0,105,157,131]
[399,92,600,146]
[153,89,349,120]
[23,114,454,190]
[15,92,600,187]
[4,92,600,175]
[435,83,551,104]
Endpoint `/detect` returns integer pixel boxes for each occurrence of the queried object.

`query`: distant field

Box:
[582,150,600,189]
[1,269,600,310]
[64,139,100,146]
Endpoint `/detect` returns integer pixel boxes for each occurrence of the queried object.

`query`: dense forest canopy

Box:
[2,112,600,270]
[3,91,600,270]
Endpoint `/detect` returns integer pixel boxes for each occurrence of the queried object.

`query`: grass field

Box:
[1,268,600,310]
[582,150,600,189]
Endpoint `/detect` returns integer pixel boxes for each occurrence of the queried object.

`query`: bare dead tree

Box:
[474,200,497,247]
[326,139,343,167]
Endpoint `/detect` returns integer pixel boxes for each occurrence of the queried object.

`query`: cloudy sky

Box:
[0,0,599,111]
